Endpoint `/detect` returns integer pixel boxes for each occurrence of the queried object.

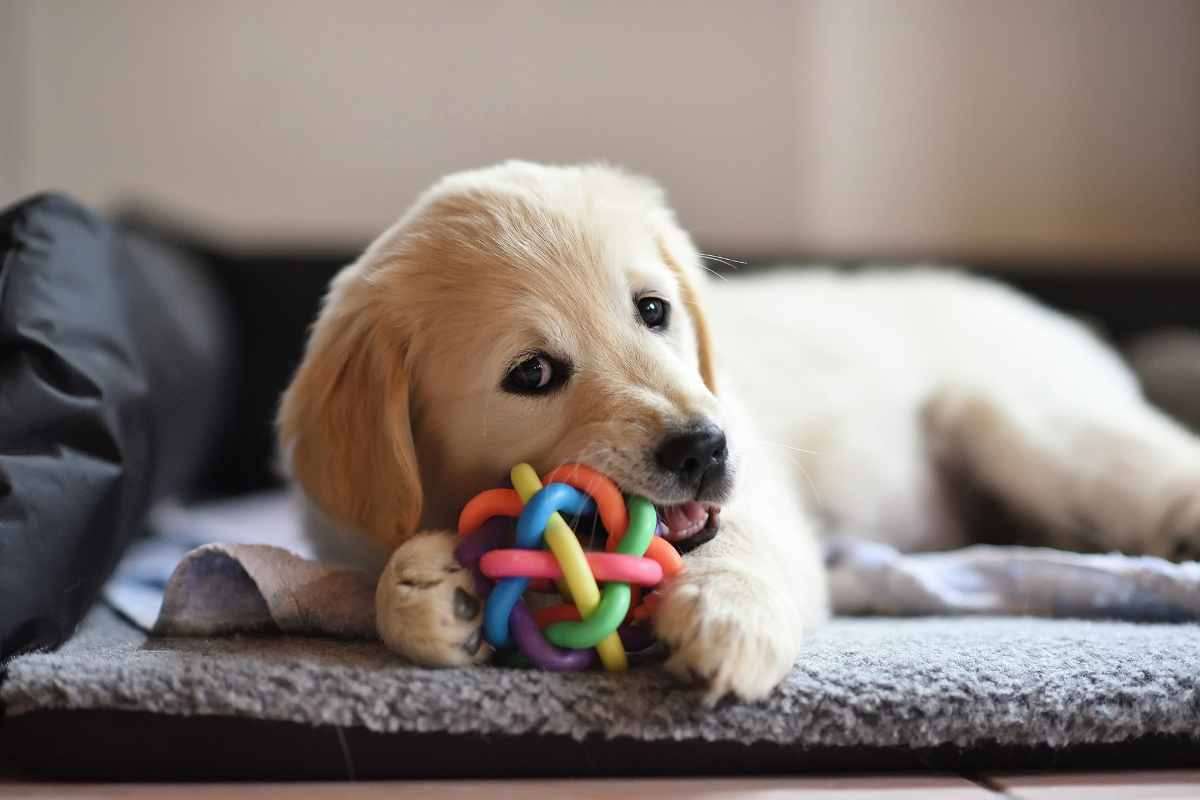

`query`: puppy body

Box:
[714,268,1200,560]
[281,161,1200,702]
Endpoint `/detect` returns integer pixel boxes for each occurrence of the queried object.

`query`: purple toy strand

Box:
[511,603,595,671]
[454,517,512,566]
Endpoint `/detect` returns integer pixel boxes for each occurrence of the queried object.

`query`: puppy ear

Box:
[278,271,423,550]
[659,234,719,396]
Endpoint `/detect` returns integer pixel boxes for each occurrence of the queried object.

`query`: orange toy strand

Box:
[457,488,524,534]
[542,463,683,578]
[645,537,684,578]
[541,464,627,541]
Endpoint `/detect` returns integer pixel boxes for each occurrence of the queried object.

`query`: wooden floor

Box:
[3,773,1199,798]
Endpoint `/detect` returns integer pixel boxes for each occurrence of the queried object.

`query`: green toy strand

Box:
[543,496,656,649]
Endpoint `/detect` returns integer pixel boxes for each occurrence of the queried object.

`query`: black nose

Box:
[655,425,728,487]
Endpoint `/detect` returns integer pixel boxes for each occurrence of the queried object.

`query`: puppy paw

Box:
[1157,490,1200,562]
[654,566,806,705]
[1091,463,1200,561]
[375,530,490,666]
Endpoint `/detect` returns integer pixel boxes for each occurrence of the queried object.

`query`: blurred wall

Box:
[800,1,1200,265]
[0,1,26,201]
[2,0,1198,266]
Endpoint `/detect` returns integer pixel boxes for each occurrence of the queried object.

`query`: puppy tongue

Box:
[661,501,710,542]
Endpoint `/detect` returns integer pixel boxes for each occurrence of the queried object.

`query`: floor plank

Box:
[990,770,1200,798]
[0,776,995,799]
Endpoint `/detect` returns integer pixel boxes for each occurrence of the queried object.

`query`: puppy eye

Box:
[636,296,670,330]
[502,353,569,395]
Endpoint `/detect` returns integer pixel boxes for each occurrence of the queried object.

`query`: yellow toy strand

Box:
[510,463,628,671]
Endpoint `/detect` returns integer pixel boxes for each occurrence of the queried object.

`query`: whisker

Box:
[538,440,631,553]
[699,252,746,270]
[762,440,818,456]
[793,460,823,508]
[568,505,588,537]
[700,264,729,282]
[586,512,602,552]
[554,448,604,546]
[758,440,824,507]
[699,251,744,264]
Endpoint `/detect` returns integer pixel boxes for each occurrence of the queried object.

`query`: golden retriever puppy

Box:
[280,161,1200,702]
[278,161,826,701]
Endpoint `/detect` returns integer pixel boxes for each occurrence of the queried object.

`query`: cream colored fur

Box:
[281,161,1200,703]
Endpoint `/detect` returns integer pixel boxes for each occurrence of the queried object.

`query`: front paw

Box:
[654,566,806,704]
[1158,491,1200,562]
[375,530,491,666]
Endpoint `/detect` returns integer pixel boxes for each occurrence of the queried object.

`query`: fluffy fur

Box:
[279,161,1200,703]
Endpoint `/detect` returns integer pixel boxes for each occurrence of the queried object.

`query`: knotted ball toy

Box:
[454,463,683,671]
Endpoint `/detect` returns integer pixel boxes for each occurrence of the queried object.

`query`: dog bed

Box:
[4,602,1200,779]
[9,490,1200,779]
[5,494,1200,779]
[5,195,1200,779]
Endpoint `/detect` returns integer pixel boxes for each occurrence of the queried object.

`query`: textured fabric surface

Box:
[104,492,1200,645]
[5,605,1199,750]
[145,536,1200,642]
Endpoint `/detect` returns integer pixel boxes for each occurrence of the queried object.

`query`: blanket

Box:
[101,492,1200,641]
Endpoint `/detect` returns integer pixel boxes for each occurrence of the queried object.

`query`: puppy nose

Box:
[655,424,728,486]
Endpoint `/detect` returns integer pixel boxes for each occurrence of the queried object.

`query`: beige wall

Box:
[0,0,27,200]
[3,1,1199,265]
[798,0,1200,264]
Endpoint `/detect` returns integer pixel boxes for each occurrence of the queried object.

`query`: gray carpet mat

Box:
[4,606,1199,751]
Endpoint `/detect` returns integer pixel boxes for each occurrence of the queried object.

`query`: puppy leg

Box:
[654,492,828,703]
[926,385,1200,559]
[376,530,491,666]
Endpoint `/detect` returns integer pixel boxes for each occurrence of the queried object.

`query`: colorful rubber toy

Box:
[454,463,684,671]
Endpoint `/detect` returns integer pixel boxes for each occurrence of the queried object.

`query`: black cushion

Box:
[116,208,349,496]
[0,194,234,659]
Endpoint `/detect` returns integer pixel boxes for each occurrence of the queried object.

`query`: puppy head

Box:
[279,161,731,552]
